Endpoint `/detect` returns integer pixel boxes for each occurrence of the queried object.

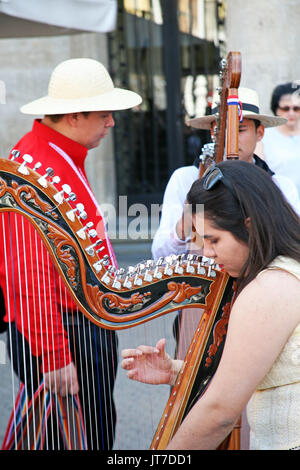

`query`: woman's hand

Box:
[121,338,183,386]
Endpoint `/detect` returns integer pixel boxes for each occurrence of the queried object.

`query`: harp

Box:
[0,155,230,450]
[0,52,241,451]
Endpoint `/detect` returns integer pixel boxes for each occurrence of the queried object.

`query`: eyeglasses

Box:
[277,105,300,112]
[202,164,247,219]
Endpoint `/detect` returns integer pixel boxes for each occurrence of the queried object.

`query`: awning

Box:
[0,0,117,37]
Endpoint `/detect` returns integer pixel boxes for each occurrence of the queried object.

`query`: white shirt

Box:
[263,127,300,198]
[151,163,300,261]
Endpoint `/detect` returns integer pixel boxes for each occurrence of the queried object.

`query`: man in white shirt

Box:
[152,88,300,260]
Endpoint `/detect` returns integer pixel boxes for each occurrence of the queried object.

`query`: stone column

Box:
[226,0,300,113]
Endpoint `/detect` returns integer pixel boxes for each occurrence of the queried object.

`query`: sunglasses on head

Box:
[202,164,247,219]
[278,105,300,112]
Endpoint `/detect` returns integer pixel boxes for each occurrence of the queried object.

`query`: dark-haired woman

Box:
[262,81,300,198]
[121,160,300,450]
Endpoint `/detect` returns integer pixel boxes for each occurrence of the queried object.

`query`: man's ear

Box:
[244,216,251,230]
[66,113,79,127]
[256,124,265,142]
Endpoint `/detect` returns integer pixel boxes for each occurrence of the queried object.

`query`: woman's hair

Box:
[187,160,300,294]
[270,82,300,115]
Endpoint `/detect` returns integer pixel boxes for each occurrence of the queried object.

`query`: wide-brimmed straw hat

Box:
[20,58,142,115]
[187,87,287,129]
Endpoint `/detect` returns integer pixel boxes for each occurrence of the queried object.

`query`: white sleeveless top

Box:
[246,256,300,450]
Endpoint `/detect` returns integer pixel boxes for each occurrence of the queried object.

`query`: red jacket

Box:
[0,120,116,372]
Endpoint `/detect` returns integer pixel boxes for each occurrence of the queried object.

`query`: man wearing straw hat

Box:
[152,87,300,261]
[0,58,141,450]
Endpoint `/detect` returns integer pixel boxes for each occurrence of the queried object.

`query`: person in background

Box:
[260,82,300,198]
[151,87,300,261]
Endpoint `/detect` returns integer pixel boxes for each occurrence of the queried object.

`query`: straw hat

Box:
[20,58,142,115]
[187,87,287,129]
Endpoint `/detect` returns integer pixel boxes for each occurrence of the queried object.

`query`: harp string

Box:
[11,213,30,449]
[1,213,19,449]
[0,211,121,450]
[2,209,180,450]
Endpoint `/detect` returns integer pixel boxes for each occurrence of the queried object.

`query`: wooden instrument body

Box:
[0,157,224,331]
[0,52,242,450]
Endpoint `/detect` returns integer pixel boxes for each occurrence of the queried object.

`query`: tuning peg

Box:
[174,260,184,275]
[51,175,61,185]
[65,192,77,203]
[143,269,153,283]
[76,203,87,220]
[220,58,227,69]
[112,268,125,290]
[186,254,195,273]
[37,167,55,188]
[66,203,86,222]
[85,238,103,256]
[33,162,42,171]
[53,183,71,204]
[76,221,93,240]
[17,154,33,175]
[93,254,109,273]
[11,149,21,161]
[197,261,206,275]
[123,266,135,289]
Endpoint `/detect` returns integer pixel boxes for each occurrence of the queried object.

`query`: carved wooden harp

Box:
[0,53,241,451]
[0,155,230,450]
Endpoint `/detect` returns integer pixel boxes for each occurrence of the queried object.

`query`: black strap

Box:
[253,154,275,176]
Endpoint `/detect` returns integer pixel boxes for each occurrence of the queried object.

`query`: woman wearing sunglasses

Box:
[262,82,300,199]
[121,160,300,450]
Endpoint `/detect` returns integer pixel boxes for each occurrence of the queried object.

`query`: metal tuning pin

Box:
[174,254,184,274]
[133,264,143,286]
[66,203,86,222]
[76,203,87,220]
[186,254,195,273]
[85,238,103,257]
[11,149,21,161]
[143,260,153,282]
[53,183,71,204]
[93,254,109,274]
[37,167,55,188]
[207,258,216,277]
[164,256,173,276]
[112,268,125,290]
[76,221,94,240]
[65,191,77,203]
[33,162,42,172]
[123,266,135,289]
[87,228,97,239]
[197,257,207,275]
[51,175,61,185]
[220,58,227,69]
[17,154,33,175]
[101,265,115,286]
[153,257,163,279]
